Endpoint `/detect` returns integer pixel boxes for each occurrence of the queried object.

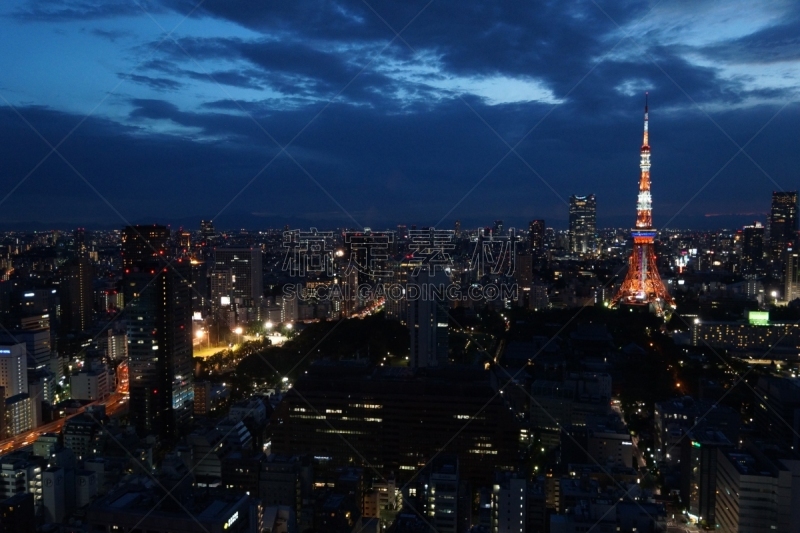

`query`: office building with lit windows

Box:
[568,195,596,255]
[121,225,170,268]
[0,343,28,397]
[213,248,263,305]
[680,430,732,527]
[529,220,545,256]
[691,311,800,352]
[769,191,798,260]
[124,260,194,439]
[425,456,460,533]
[740,222,765,276]
[271,362,518,484]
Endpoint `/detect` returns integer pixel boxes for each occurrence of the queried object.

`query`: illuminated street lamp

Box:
[234,326,243,345]
[265,321,273,331]
[195,329,209,348]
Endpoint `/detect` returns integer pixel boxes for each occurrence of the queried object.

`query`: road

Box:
[0,392,128,455]
[611,402,647,469]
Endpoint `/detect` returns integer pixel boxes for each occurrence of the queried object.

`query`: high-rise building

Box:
[385,259,412,322]
[610,94,675,318]
[177,229,191,250]
[213,248,263,304]
[4,394,32,438]
[529,220,545,257]
[568,195,596,254]
[124,260,193,439]
[740,222,765,276]
[189,259,209,312]
[769,191,798,260]
[715,447,800,533]
[785,250,800,303]
[74,227,88,257]
[492,473,527,533]
[681,430,732,527]
[0,344,28,397]
[0,456,41,507]
[425,456,460,533]
[121,225,170,269]
[0,327,50,370]
[408,269,449,368]
[210,268,234,308]
[493,220,504,235]
[200,219,216,245]
[59,256,93,334]
[272,362,519,484]
[514,254,533,296]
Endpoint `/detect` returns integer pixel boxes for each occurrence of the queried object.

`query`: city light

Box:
[0,11,793,531]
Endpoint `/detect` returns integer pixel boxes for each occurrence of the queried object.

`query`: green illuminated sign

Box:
[692,441,701,448]
[748,311,769,326]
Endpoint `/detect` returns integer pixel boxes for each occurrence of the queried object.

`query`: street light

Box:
[265,321,273,331]
[196,329,209,349]
[234,326,243,346]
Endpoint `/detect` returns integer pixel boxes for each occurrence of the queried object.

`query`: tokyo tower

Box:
[610,93,676,318]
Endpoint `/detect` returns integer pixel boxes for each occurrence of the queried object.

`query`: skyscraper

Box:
[529,220,546,270]
[213,248,263,305]
[529,220,545,254]
[124,260,193,439]
[740,223,765,277]
[568,195,596,254]
[200,220,216,245]
[59,256,93,334]
[121,225,170,268]
[769,191,798,261]
[611,94,675,317]
[0,344,27,397]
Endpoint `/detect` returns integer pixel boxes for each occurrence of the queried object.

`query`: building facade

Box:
[568,195,596,255]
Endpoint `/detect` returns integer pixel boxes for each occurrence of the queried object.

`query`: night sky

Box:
[0,0,798,230]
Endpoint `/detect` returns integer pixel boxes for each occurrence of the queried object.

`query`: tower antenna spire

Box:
[610,94,675,318]
[643,91,649,147]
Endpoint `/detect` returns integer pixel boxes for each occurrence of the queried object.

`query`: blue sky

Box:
[0,0,798,229]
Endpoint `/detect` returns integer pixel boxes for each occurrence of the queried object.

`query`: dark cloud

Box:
[123,74,184,91]
[89,28,134,42]
[3,0,799,230]
[2,89,797,231]
[14,0,165,21]
[701,19,800,64]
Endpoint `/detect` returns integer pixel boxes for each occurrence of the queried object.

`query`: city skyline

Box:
[3,3,800,533]
[0,1,798,230]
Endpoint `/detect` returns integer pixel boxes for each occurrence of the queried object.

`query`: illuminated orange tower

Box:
[611,93,675,317]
